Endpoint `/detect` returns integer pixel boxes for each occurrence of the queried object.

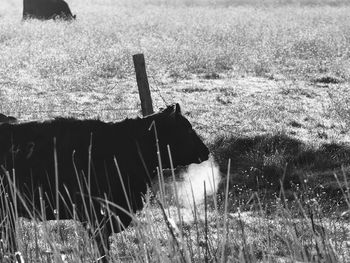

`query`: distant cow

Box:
[23,0,76,20]
[0,104,209,262]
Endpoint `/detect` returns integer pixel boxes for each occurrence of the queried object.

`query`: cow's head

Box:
[152,104,209,167]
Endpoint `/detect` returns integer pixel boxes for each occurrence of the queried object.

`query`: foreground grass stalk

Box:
[157,199,189,263]
[210,160,220,232]
[149,121,168,207]
[167,145,184,241]
[88,133,93,225]
[334,172,350,208]
[72,151,91,228]
[53,138,59,223]
[156,167,165,208]
[204,181,209,263]
[220,158,231,263]
[113,157,132,215]
[184,177,201,261]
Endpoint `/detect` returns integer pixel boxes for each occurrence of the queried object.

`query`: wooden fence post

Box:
[133,54,154,117]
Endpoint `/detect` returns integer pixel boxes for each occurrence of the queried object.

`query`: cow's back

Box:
[0,119,139,222]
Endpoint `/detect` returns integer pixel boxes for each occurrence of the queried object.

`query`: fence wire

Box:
[1,70,245,139]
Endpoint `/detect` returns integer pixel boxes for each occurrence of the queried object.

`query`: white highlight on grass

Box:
[176,158,220,208]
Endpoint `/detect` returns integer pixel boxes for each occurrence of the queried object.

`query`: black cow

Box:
[0,104,209,262]
[23,0,76,20]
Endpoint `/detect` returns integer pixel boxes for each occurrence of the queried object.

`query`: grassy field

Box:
[0,0,350,114]
[0,0,349,262]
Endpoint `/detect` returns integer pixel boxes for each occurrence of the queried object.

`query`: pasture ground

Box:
[0,0,349,262]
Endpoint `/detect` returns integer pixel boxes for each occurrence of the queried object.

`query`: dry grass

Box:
[1,165,349,263]
[1,1,350,119]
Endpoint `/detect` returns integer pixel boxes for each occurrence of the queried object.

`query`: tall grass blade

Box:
[204,181,209,263]
[186,176,201,261]
[88,133,93,224]
[149,121,165,205]
[167,145,183,239]
[53,137,59,222]
[72,151,90,225]
[334,173,350,208]
[113,157,132,215]
[220,158,231,263]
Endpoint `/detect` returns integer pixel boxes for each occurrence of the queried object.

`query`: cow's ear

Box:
[174,103,181,115]
[168,103,181,121]
[165,103,181,119]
